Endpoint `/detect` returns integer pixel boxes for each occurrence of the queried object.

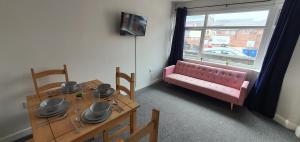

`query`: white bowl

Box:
[40,98,64,112]
[89,102,111,117]
[97,84,111,94]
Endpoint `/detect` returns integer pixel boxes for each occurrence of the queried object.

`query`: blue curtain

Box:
[167,7,187,66]
[246,0,300,118]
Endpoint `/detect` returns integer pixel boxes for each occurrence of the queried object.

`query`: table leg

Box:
[130,109,137,134]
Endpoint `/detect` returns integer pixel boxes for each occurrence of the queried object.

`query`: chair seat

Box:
[165,74,240,103]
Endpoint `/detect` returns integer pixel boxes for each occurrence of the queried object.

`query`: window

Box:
[184,30,202,58]
[183,10,273,69]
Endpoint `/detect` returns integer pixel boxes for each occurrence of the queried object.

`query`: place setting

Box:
[79,83,117,124]
[35,98,69,118]
[33,97,70,128]
[92,83,115,99]
[61,81,81,94]
[45,81,82,98]
[34,81,82,126]
[92,83,124,112]
[80,102,112,124]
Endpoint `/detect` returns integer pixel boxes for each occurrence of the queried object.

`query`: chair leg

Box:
[130,110,137,134]
[230,103,234,111]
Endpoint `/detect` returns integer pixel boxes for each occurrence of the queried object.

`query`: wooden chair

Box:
[115,109,160,142]
[115,67,135,100]
[31,64,69,96]
[103,67,135,142]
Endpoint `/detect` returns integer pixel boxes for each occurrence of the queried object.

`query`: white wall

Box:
[275,37,300,130]
[0,0,172,141]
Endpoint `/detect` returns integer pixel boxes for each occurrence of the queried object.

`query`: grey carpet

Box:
[129,82,299,142]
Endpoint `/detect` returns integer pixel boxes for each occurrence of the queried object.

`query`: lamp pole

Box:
[134,36,137,87]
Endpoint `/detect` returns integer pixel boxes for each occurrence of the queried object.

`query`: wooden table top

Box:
[26,80,139,142]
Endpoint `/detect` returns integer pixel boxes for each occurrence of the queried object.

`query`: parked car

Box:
[203,47,248,57]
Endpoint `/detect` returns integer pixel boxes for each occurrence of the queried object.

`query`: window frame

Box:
[183,5,280,71]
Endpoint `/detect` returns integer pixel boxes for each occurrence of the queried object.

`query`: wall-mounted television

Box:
[120,12,147,36]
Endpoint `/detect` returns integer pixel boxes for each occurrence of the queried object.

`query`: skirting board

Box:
[0,127,32,142]
[135,78,162,91]
[274,114,298,130]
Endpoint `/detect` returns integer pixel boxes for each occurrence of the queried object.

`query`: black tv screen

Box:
[120,12,147,36]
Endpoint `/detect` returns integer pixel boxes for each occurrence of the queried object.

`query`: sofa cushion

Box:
[174,61,246,89]
[165,74,240,103]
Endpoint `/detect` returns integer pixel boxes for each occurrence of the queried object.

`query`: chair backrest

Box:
[117,109,160,142]
[175,61,247,89]
[115,67,135,100]
[31,64,69,96]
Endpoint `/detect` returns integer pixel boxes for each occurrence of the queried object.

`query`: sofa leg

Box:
[230,103,234,111]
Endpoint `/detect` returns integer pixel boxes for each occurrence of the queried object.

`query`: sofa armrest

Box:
[237,81,249,106]
[163,65,175,80]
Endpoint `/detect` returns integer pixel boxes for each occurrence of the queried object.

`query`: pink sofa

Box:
[163,61,249,109]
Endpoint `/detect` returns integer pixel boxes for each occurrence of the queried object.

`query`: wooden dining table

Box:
[26,80,139,142]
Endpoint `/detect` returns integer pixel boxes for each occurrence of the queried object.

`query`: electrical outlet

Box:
[149,69,153,80]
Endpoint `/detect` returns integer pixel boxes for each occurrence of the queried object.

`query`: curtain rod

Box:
[185,0,272,10]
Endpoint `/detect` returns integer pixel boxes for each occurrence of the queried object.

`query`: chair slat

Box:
[33,69,66,79]
[119,85,130,96]
[107,126,130,141]
[118,73,132,82]
[39,82,64,92]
